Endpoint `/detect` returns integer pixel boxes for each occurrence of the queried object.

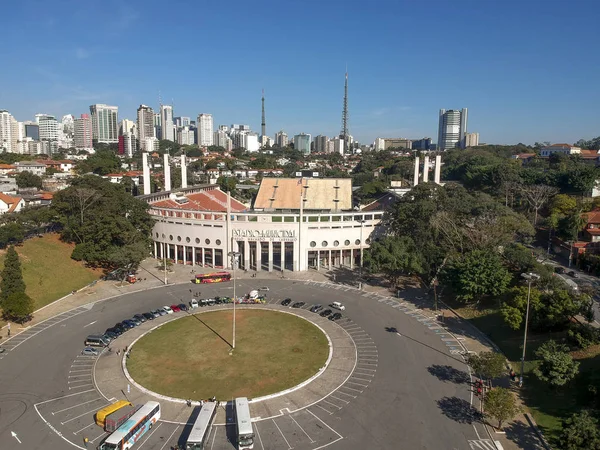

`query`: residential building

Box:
[177,126,195,146]
[160,105,174,141]
[14,161,47,175]
[464,132,480,148]
[438,108,468,150]
[214,129,232,150]
[313,135,329,153]
[120,119,136,136]
[0,193,25,215]
[0,110,13,152]
[379,138,412,150]
[89,104,118,143]
[175,117,190,127]
[145,137,160,153]
[58,114,75,148]
[374,138,385,151]
[326,140,336,153]
[332,137,345,155]
[74,114,93,151]
[35,114,59,141]
[137,105,155,150]
[294,133,311,155]
[197,114,214,147]
[411,137,433,151]
[275,130,288,148]
[120,132,137,157]
[540,143,582,157]
[24,121,39,140]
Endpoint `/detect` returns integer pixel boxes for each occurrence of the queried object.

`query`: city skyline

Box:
[2,0,600,145]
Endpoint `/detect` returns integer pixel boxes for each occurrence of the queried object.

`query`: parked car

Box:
[190,299,199,309]
[0,348,6,354]
[329,313,342,321]
[133,314,147,323]
[113,323,126,333]
[129,317,141,326]
[281,298,292,306]
[310,304,323,313]
[142,312,154,321]
[320,309,332,317]
[554,266,566,274]
[162,306,174,314]
[81,347,99,356]
[292,302,305,308]
[259,287,270,291]
[568,270,579,278]
[155,308,167,316]
[214,297,223,304]
[330,302,346,311]
[121,320,135,329]
[104,329,119,339]
[178,303,189,312]
[170,304,181,313]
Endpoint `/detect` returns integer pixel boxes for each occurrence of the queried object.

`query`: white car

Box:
[189,299,199,309]
[81,347,99,356]
[162,306,174,314]
[330,302,346,311]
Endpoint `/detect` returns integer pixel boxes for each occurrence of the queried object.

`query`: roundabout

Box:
[0,278,496,450]
[126,309,330,400]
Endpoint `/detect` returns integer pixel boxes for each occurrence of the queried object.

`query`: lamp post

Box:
[161,213,168,285]
[359,219,366,277]
[520,272,540,387]
[229,251,241,350]
[568,241,573,268]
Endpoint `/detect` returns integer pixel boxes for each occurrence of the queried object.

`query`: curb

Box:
[525,413,553,450]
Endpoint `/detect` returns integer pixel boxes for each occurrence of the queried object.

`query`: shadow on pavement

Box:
[503,419,546,450]
[177,405,201,446]
[427,364,470,385]
[399,332,465,364]
[437,396,483,424]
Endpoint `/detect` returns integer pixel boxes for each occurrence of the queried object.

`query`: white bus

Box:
[97,401,160,450]
[185,401,218,449]
[234,398,254,450]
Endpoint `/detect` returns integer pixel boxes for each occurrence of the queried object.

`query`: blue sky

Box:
[2,0,600,145]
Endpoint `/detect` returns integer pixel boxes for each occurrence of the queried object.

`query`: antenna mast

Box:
[340,70,349,153]
[261,89,266,139]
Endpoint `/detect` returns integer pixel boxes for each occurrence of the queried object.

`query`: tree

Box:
[559,410,600,450]
[0,246,26,303]
[533,340,580,387]
[484,387,520,430]
[217,176,237,195]
[467,352,506,383]
[522,184,558,226]
[501,286,542,330]
[75,149,121,175]
[16,171,43,189]
[2,291,34,323]
[443,250,511,303]
[362,236,425,285]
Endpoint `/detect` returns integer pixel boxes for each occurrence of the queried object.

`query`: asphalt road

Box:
[0,280,490,450]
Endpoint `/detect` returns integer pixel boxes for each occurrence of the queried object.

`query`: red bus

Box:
[195,272,232,284]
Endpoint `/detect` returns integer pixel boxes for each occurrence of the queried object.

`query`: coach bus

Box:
[95,400,132,428]
[194,272,231,284]
[234,398,254,450]
[97,401,160,450]
[185,401,218,449]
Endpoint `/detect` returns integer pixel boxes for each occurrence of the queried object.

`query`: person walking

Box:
[83,437,89,448]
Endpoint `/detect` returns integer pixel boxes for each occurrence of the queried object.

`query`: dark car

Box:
[568,270,579,278]
[214,297,223,304]
[281,298,292,306]
[329,312,342,321]
[143,312,154,321]
[113,323,126,333]
[104,329,119,339]
[178,303,189,311]
[320,309,332,317]
[121,320,135,330]
[554,266,566,274]
[133,314,147,323]
[310,304,323,313]
[292,302,305,309]
[129,317,141,326]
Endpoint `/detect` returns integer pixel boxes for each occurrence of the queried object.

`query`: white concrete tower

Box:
[180,155,187,188]
[423,155,430,182]
[142,152,151,195]
[163,153,171,191]
[413,156,420,186]
[434,154,442,184]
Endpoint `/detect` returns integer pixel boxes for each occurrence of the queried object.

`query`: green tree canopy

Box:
[533,340,580,387]
[484,387,521,430]
[75,149,121,175]
[16,171,43,189]
[501,286,542,330]
[363,236,425,285]
[0,246,25,303]
[559,410,600,450]
[467,351,506,383]
[3,291,34,323]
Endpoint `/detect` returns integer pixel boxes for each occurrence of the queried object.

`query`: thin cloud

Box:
[75,48,91,59]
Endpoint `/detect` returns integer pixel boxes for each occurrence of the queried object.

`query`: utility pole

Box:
[520,272,540,387]
[229,252,240,350]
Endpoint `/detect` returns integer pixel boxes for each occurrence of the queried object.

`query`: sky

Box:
[2,0,600,146]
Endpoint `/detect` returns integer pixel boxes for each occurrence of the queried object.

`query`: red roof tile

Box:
[151,189,246,213]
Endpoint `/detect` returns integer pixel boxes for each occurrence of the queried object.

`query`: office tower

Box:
[120,119,136,136]
[464,132,479,147]
[23,121,39,141]
[275,130,288,147]
[121,132,137,157]
[35,113,59,147]
[294,133,311,155]
[313,135,329,153]
[197,114,214,147]
[411,138,433,151]
[437,108,468,150]
[0,110,14,152]
[177,126,195,146]
[175,117,190,127]
[74,114,93,150]
[160,105,174,141]
[137,105,155,150]
[89,104,118,143]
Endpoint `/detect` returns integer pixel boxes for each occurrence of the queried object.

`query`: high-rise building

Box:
[35,114,59,150]
[119,119,136,136]
[177,126,195,146]
[197,114,214,147]
[214,129,232,150]
[313,135,329,153]
[137,105,155,150]
[120,132,137,157]
[332,137,345,155]
[0,110,14,152]
[89,104,118,144]
[160,105,174,142]
[74,114,93,151]
[464,132,479,147]
[411,137,433,151]
[294,133,311,155]
[437,108,468,150]
[275,130,288,148]
[144,137,160,153]
[175,117,190,127]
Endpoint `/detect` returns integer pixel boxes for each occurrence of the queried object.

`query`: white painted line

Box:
[158,425,179,450]
[209,425,218,450]
[307,409,343,449]
[90,430,107,444]
[346,381,369,388]
[352,371,375,377]
[68,379,92,384]
[34,403,85,450]
[321,399,342,409]
[136,422,162,449]
[340,386,363,393]
[69,369,92,374]
[333,390,356,398]
[290,414,315,443]
[72,422,96,435]
[35,389,96,406]
[354,367,376,371]
[329,395,350,404]
[254,420,266,450]
[53,398,102,415]
[351,376,373,383]
[61,403,110,424]
[272,418,293,449]
[314,404,333,415]
[69,375,92,379]
[69,384,93,390]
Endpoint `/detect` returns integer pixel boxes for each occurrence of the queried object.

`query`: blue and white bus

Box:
[185,401,218,449]
[235,398,254,450]
[97,401,160,450]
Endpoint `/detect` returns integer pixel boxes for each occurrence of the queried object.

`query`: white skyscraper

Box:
[0,110,14,152]
[197,114,214,147]
[177,126,195,146]
[74,114,93,151]
[89,104,118,144]
[438,108,468,150]
[137,105,155,150]
[120,119,136,136]
[275,130,288,147]
[35,114,59,148]
[160,105,174,141]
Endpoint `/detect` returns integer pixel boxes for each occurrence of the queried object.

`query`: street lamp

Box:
[229,251,241,350]
[520,272,540,387]
[160,213,168,285]
[359,219,366,277]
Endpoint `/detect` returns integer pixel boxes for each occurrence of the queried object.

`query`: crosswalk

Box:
[469,439,503,449]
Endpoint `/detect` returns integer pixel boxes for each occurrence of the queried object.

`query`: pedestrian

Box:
[125,345,128,352]
[117,349,120,356]
[83,437,89,448]
[509,369,516,382]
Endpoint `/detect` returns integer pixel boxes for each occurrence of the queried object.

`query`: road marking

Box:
[36,389,96,405]
[61,403,110,425]
[272,418,293,449]
[69,384,93,390]
[254,420,266,450]
[340,385,363,393]
[137,422,162,449]
[353,366,376,371]
[314,404,333,415]
[351,376,373,382]
[68,379,92,384]
[90,430,107,444]
[329,394,350,404]
[307,409,343,449]
[346,381,369,388]
[322,399,342,409]
[53,398,102,415]
[158,425,179,450]
[72,422,96,435]
[290,414,315,443]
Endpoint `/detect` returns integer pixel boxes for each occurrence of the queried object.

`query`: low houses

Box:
[38,159,74,173]
[540,144,582,157]
[0,193,25,214]
[14,161,46,175]
[0,164,16,175]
